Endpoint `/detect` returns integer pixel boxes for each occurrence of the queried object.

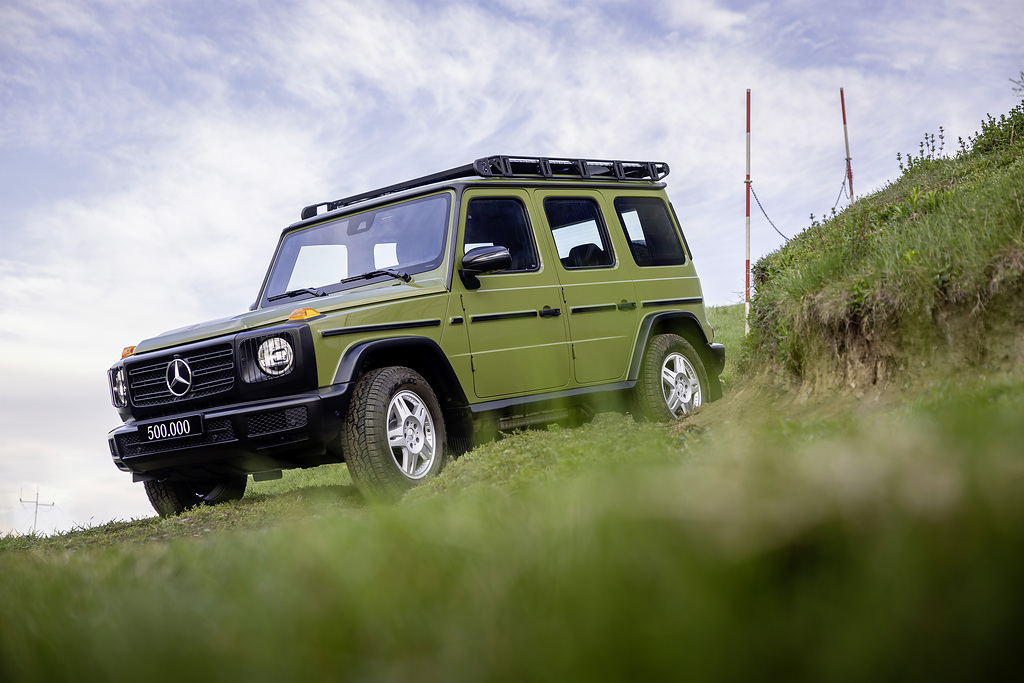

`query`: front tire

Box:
[344,366,447,502]
[634,333,708,421]
[144,477,247,518]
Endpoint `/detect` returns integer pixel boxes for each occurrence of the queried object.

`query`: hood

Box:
[131,278,447,355]
[132,308,289,355]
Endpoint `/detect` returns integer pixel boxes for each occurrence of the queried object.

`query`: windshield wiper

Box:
[340,268,412,285]
[267,287,327,302]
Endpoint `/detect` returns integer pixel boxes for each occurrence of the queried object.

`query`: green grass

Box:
[5,375,1024,681]
[706,302,746,388]
[5,102,1024,682]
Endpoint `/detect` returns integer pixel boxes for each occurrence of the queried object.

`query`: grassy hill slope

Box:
[746,100,1024,391]
[3,101,1024,682]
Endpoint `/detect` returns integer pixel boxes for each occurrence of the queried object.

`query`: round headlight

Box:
[110,367,128,408]
[257,337,294,377]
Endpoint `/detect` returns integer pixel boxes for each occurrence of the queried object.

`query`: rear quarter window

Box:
[614,197,686,267]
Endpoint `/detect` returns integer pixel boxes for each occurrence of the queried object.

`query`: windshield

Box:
[262,193,451,305]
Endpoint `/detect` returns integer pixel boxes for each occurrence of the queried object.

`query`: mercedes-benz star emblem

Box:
[165,358,193,397]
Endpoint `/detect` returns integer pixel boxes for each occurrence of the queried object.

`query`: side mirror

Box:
[459,245,512,290]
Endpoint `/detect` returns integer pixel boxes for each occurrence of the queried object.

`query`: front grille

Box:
[116,417,236,457]
[128,344,235,407]
[246,407,309,436]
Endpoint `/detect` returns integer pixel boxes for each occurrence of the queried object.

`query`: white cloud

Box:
[658,0,748,37]
[0,0,107,60]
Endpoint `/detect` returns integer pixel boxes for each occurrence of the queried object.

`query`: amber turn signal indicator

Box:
[121,346,136,358]
[288,308,322,321]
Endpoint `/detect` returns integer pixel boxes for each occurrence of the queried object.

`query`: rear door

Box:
[536,191,638,385]
[612,193,705,315]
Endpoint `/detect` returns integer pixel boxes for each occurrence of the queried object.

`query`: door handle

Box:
[539,307,562,317]
[618,301,637,310]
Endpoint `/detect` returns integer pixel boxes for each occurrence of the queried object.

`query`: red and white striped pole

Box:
[841,87,853,199]
[745,88,751,335]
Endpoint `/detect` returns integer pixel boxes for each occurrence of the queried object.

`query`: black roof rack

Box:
[299,155,670,220]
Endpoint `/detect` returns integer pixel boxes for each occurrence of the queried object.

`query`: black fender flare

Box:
[332,336,473,440]
[628,312,725,400]
[333,337,467,403]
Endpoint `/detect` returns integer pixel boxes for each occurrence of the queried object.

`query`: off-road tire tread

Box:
[144,479,199,518]
[344,366,446,502]
[143,477,247,518]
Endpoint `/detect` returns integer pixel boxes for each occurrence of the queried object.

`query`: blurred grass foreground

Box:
[4,371,1024,681]
[4,97,1024,682]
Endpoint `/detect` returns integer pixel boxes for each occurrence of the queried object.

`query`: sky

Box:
[1,0,1021,535]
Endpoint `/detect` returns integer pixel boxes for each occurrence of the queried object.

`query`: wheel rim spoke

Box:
[392,396,413,422]
[666,387,683,413]
[387,425,406,448]
[663,370,679,393]
[402,448,418,474]
[661,365,676,387]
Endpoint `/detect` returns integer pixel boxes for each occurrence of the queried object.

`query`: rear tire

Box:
[144,477,247,518]
[344,366,447,502]
[633,333,708,421]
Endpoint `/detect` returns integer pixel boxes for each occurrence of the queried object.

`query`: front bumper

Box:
[107,384,351,480]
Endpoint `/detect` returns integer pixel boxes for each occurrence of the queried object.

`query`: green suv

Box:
[107,156,725,516]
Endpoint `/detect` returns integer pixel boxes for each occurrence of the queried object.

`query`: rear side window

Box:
[543,198,614,269]
[614,197,686,267]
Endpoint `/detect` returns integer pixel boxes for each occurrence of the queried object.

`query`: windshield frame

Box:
[257,191,454,308]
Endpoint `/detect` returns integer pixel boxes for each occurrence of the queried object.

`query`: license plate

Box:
[141,415,203,442]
